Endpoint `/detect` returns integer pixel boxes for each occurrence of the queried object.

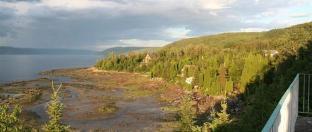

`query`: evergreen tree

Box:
[179,96,196,132]
[225,79,234,95]
[43,81,69,132]
[208,101,230,132]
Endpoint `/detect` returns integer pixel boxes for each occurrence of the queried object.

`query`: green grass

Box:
[161,106,179,112]
[124,86,154,100]
[98,102,119,114]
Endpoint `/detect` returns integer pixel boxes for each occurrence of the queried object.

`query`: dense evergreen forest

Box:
[95,22,312,131]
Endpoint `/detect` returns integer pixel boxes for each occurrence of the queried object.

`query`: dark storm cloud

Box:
[0,7,16,38]
[10,11,178,49]
[14,9,247,49]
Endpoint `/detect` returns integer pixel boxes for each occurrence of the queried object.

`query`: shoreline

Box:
[0,67,182,131]
[0,66,223,131]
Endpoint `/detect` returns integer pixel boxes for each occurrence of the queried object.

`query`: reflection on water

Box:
[0,55,102,83]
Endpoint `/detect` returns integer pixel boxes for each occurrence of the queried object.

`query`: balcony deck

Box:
[295,117,312,132]
[262,74,312,132]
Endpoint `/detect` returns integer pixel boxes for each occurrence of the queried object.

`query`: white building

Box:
[185,77,194,85]
[263,50,279,57]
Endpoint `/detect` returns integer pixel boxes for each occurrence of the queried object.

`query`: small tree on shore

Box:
[0,105,23,132]
[179,96,196,132]
[43,81,69,132]
[208,101,230,131]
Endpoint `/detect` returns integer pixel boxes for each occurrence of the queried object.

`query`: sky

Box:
[0,0,311,50]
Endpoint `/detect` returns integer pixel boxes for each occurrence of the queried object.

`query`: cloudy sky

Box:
[0,0,311,50]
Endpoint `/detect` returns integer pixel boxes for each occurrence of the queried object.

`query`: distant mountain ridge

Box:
[0,46,159,55]
[100,47,159,56]
[0,46,96,55]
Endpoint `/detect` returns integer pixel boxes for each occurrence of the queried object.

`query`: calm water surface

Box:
[0,55,102,83]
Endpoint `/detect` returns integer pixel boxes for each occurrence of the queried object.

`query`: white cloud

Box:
[0,1,35,15]
[290,13,311,18]
[260,11,275,17]
[40,0,118,10]
[0,0,239,16]
[240,28,269,32]
[164,27,191,39]
[119,39,170,47]
[209,11,218,16]
[199,0,236,10]
[0,0,121,15]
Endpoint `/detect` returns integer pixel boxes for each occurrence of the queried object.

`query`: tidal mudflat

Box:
[0,68,183,131]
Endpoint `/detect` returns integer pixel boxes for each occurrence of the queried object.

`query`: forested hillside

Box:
[95,22,312,131]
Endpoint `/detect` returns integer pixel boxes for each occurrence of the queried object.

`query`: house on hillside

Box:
[263,50,279,57]
[142,53,152,64]
[141,53,157,66]
[185,77,194,85]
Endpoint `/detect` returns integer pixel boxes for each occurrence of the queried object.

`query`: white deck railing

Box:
[262,74,299,132]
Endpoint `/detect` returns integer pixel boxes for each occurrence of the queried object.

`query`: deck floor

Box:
[296,117,312,132]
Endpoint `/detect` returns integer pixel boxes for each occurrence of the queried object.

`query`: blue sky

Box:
[0,0,311,50]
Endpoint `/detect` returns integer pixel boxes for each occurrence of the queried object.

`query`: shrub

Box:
[0,105,24,131]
